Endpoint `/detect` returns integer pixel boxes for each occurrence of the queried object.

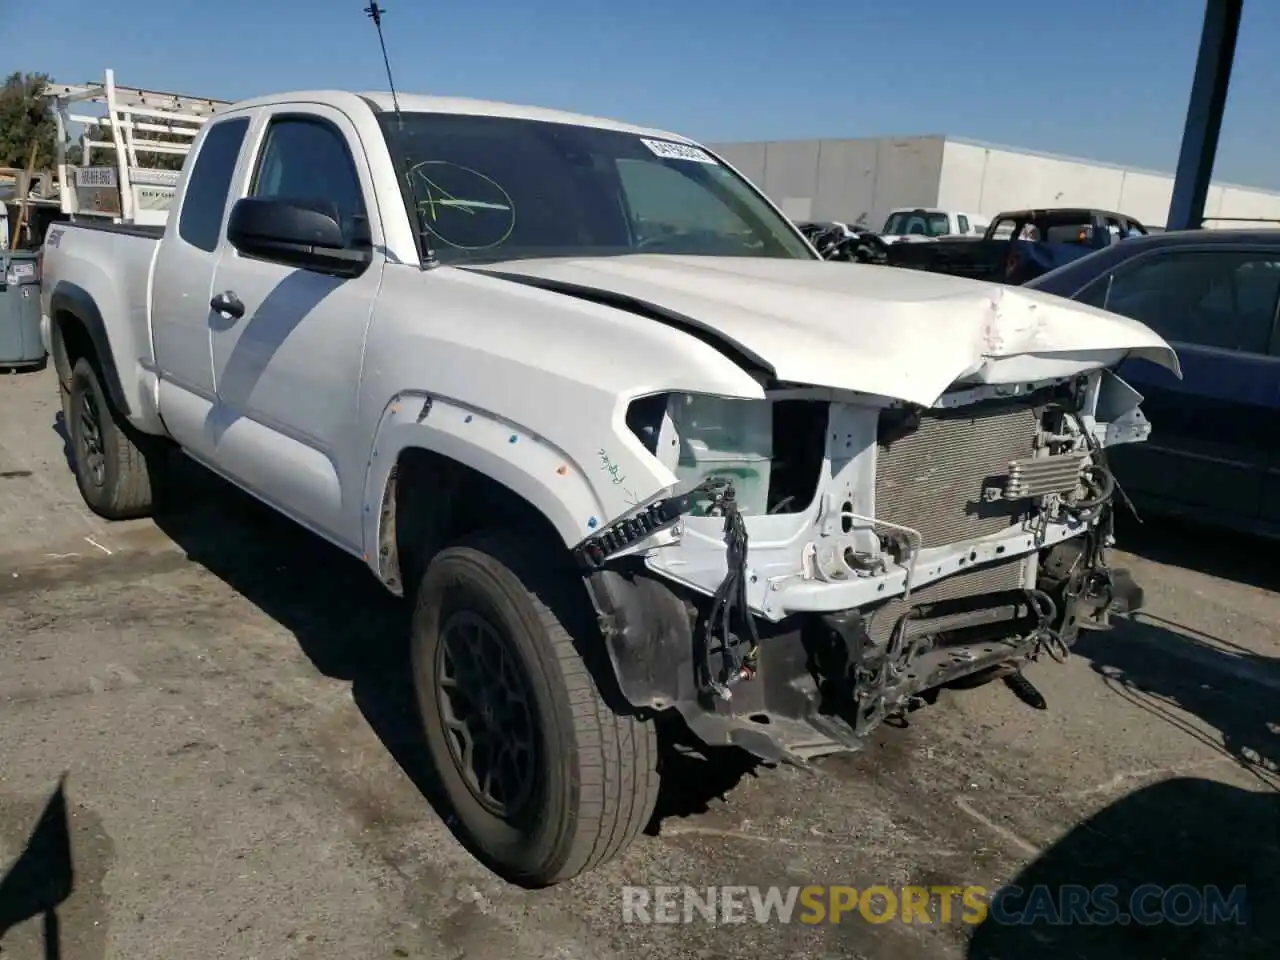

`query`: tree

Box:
[0,72,55,168]
[0,71,189,172]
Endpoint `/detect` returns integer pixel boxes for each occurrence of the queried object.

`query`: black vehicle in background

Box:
[886,208,1148,284]
[1026,229,1280,537]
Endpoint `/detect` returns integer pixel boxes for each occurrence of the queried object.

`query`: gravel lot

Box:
[1,365,1276,960]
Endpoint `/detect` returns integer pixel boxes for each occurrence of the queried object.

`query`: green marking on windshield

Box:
[417,175,511,219]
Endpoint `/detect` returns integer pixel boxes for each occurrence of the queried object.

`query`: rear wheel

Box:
[67,357,164,519]
[411,530,659,886]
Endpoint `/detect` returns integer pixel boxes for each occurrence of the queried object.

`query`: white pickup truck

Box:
[880,207,990,243]
[40,85,1179,886]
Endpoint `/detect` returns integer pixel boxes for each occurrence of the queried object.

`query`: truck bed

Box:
[884,236,1007,281]
[52,219,165,240]
[42,219,162,421]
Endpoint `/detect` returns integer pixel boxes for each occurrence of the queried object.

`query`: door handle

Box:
[210,290,245,319]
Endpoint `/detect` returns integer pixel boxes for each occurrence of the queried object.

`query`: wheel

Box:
[67,356,163,520]
[411,530,659,886]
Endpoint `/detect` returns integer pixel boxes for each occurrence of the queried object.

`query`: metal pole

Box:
[105,69,135,222]
[1166,0,1243,230]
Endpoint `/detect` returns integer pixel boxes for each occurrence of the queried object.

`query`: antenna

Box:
[363,2,401,116]
[361,0,437,269]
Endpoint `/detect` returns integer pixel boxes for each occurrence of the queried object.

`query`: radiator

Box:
[865,555,1026,646]
[874,402,1039,549]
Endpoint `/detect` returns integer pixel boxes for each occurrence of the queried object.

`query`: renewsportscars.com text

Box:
[621,884,1249,926]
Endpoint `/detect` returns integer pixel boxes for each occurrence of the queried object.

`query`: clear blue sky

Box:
[12,0,1280,190]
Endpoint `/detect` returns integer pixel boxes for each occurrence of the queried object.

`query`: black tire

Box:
[411,530,659,886]
[67,356,162,520]
[58,377,73,425]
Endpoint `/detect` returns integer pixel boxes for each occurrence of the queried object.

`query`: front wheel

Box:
[411,530,659,886]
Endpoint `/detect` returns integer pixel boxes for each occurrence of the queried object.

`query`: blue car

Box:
[1026,229,1280,536]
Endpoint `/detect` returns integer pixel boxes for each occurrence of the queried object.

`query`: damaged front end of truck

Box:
[569,312,1175,765]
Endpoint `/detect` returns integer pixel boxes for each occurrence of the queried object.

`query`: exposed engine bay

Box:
[579,367,1150,764]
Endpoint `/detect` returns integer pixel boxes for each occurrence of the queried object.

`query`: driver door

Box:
[206,105,384,549]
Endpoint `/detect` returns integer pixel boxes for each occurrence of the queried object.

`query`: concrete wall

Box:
[936,139,1280,229]
[708,136,945,229]
[710,134,1280,231]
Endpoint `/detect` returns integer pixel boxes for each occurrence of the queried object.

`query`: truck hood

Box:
[468,255,1181,407]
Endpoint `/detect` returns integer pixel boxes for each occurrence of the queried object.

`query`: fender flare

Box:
[360,391,615,585]
[48,281,132,416]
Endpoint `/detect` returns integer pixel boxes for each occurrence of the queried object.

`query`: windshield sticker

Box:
[640,138,717,164]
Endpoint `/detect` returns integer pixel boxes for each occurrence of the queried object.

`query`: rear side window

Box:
[957,215,970,234]
[178,116,250,252]
[1103,250,1280,353]
[990,218,1017,240]
[1066,272,1111,308]
[1044,221,1095,244]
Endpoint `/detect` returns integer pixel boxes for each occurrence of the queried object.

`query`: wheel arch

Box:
[360,392,609,593]
[48,281,132,416]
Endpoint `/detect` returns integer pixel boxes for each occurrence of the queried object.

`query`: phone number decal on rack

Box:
[76,167,118,187]
[640,138,717,164]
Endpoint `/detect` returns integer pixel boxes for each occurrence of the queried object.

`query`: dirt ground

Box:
[1,365,1277,960]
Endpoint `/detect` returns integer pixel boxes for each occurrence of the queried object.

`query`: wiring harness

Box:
[693,480,761,701]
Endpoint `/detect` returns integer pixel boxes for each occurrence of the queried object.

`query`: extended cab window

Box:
[1102,250,1280,353]
[1044,222,1094,245]
[250,116,367,244]
[883,211,950,236]
[989,218,1017,240]
[178,116,250,252]
[957,215,970,234]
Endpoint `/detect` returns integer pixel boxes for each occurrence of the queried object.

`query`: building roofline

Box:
[945,135,1280,196]
[706,133,1280,197]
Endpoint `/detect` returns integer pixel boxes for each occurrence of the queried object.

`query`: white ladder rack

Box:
[51,69,232,225]
[46,80,231,118]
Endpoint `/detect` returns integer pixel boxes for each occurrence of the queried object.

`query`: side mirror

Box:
[227,197,371,277]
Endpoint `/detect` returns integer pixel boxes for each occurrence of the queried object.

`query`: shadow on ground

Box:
[967,776,1280,959]
[144,457,756,866]
[1115,511,1280,594]
[0,776,112,960]
[1076,615,1280,782]
[1085,512,1280,779]
[975,513,1280,956]
[53,410,74,475]
[642,719,765,836]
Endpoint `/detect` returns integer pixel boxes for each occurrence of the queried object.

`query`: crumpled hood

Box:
[469,255,1181,407]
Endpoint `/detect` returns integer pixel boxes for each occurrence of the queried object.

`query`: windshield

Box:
[376,112,815,265]
[882,211,951,236]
